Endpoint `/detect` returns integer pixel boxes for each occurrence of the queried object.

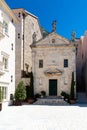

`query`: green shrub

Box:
[61,91,69,101]
[34,93,41,98]
[15,81,26,101]
[41,91,46,97]
[28,72,34,98]
[61,91,66,97]
[65,93,69,100]
[70,72,75,99]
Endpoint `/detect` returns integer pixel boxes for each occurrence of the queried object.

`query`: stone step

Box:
[34,98,68,105]
[77,92,87,103]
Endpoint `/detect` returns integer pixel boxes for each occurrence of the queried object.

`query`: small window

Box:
[0,87,7,100]
[52,39,55,43]
[12,19,14,23]
[3,21,8,34]
[11,43,13,50]
[3,57,8,69]
[18,12,21,18]
[11,75,13,82]
[18,33,20,39]
[0,87,3,100]
[39,60,43,68]
[64,59,68,68]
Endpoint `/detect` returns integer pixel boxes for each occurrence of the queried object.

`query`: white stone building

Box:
[12,8,42,87]
[31,32,76,97]
[0,0,18,105]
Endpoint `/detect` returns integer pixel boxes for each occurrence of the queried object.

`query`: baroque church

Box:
[31,21,76,97]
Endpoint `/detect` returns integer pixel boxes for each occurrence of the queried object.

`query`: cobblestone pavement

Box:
[0,104,87,130]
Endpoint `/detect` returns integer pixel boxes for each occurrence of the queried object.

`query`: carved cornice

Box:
[44,67,63,76]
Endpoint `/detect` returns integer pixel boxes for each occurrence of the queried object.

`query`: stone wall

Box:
[24,14,42,72]
[13,9,42,87]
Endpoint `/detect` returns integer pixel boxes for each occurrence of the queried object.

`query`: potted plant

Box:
[61,91,66,99]
[41,91,46,98]
[28,72,34,104]
[61,91,69,103]
[0,87,3,111]
[69,72,76,104]
[34,93,41,99]
[14,81,26,105]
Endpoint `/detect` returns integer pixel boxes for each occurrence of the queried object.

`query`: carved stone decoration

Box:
[32,32,37,43]
[52,20,57,32]
[44,67,63,76]
[71,30,76,42]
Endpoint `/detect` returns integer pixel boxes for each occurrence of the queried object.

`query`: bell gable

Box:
[32,32,70,47]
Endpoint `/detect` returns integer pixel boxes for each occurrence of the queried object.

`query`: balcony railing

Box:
[0,22,4,40]
[0,61,4,75]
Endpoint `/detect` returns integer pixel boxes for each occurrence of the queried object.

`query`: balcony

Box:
[0,22,4,40]
[0,61,4,75]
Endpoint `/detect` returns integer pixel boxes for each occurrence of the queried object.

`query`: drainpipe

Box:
[22,13,25,76]
[71,31,77,98]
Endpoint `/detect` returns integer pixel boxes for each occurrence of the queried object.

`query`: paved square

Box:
[0,104,87,130]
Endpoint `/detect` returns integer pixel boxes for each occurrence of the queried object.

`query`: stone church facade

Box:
[31,32,76,96]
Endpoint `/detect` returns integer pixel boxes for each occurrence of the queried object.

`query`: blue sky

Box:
[6,0,87,39]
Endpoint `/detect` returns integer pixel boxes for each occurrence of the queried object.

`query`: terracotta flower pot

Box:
[69,99,76,104]
[28,98,34,104]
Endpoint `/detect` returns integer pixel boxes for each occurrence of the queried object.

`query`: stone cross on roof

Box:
[71,30,76,42]
[52,20,57,32]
